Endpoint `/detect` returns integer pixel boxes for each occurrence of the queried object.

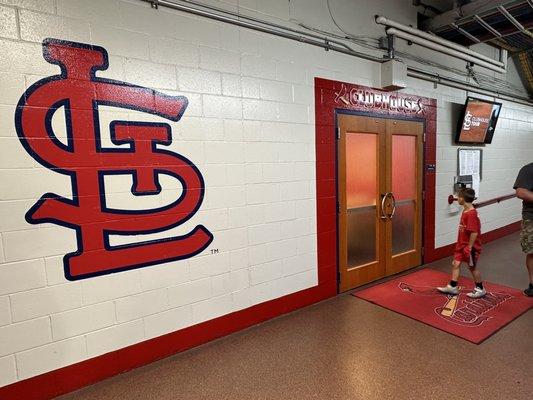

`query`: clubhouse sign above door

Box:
[333,83,427,115]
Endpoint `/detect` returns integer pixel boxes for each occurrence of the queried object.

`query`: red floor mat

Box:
[352,269,532,344]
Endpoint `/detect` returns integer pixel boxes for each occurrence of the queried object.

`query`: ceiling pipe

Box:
[498,5,526,30]
[497,5,533,39]
[473,15,502,38]
[500,48,508,69]
[140,0,533,106]
[144,0,383,63]
[386,28,506,73]
[171,0,357,54]
[421,0,520,31]
[407,68,533,107]
[376,15,505,68]
[450,22,481,43]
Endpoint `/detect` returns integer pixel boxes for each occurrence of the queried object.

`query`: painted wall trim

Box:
[0,78,343,400]
[426,220,522,262]
[0,221,520,400]
[0,281,336,400]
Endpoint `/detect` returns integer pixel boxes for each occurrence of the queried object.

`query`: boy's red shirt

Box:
[456,208,482,252]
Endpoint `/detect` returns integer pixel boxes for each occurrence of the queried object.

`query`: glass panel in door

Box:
[391,134,416,255]
[346,132,377,267]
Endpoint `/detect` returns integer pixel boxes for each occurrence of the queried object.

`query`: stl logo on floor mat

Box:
[399,282,512,327]
[15,38,213,280]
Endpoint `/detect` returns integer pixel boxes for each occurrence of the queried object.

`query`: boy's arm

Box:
[463,232,478,259]
[467,232,478,249]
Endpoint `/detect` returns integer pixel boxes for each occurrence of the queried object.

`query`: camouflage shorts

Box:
[520,219,533,254]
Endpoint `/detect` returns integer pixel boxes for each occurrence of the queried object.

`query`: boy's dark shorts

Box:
[454,247,480,267]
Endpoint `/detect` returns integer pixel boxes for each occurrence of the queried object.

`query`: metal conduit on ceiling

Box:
[142,0,533,106]
[421,0,533,97]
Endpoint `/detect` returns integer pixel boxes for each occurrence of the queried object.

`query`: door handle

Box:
[380,192,392,219]
[389,192,397,219]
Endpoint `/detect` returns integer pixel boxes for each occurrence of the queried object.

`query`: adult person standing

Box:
[514,162,533,297]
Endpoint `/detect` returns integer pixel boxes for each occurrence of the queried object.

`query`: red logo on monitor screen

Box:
[458,99,497,143]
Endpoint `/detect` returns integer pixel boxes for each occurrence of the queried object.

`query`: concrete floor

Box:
[58,233,532,400]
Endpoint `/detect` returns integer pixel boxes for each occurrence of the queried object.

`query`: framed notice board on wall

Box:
[457,148,482,195]
[457,148,482,178]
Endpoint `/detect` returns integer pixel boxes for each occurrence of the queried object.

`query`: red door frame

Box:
[314,77,440,277]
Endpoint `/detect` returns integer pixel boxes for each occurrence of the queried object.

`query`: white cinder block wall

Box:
[404,77,533,247]
[0,0,531,387]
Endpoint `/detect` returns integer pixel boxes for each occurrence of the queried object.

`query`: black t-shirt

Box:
[513,162,533,220]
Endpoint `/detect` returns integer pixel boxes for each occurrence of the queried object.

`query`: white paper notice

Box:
[459,149,481,176]
[472,173,480,198]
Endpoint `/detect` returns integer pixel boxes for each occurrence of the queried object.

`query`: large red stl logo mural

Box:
[15,38,213,280]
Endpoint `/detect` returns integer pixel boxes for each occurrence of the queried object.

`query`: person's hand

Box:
[463,246,472,259]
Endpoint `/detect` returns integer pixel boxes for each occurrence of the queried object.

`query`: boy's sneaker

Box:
[467,287,486,298]
[523,287,533,297]
[437,284,459,295]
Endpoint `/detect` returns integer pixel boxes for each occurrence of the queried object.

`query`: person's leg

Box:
[469,250,482,286]
[438,260,461,294]
[466,249,486,298]
[466,264,486,298]
[521,219,533,296]
[527,253,533,284]
[469,265,482,285]
[451,260,461,284]
[525,253,533,297]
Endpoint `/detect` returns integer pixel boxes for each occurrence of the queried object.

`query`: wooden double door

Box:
[337,114,424,292]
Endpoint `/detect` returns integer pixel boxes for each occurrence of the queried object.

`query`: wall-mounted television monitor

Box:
[455,97,502,144]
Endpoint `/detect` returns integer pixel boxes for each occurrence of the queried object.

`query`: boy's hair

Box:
[458,187,476,203]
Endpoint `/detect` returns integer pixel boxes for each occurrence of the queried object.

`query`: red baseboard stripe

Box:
[0,226,520,400]
[482,220,521,243]
[0,281,336,400]
[425,243,455,263]
[426,220,521,262]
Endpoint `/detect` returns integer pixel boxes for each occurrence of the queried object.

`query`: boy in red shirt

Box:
[438,188,486,298]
